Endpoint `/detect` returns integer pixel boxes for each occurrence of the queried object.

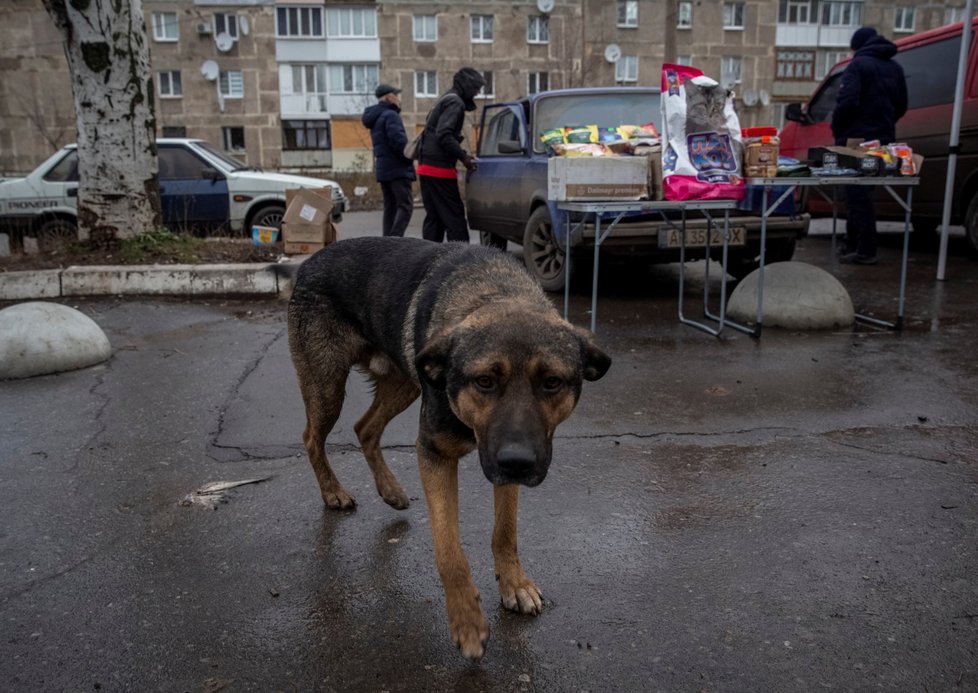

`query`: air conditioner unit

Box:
[197,22,213,35]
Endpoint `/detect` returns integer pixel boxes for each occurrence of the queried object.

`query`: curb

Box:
[0,262,298,301]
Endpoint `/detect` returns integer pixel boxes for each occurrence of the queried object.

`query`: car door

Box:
[466,103,529,240]
[158,144,230,230]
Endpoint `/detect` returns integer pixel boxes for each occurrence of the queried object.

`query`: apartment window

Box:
[724,3,745,30]
[781,0,814,24]
[471,15,494,42]
[282,120,331,150]
[528,16,549,43]
[292,64,328,111]
[946,8,968,25]
[894,7,915,33]
[816,50,848,79]
[676,55,693,66]
[152,12,179,41]
[157,71,182,98]
[222,126,245,151]
[820,1,862,27]
[478,71,495,98]
[276,6,324,38]
[415,70,438,97]
[615,56,638,83]
[326,8,376,38]
[775,50,815,80]
[618,1,638,27]
[528,71,549,94]
[328,64,378,94]
[720,56,742,88]
[161,126,187,138]
[677,2,692,29]
[215,13,238,40]
[219,71,244,98]
[413,14,437,41]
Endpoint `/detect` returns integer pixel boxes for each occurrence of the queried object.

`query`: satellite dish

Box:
[604,43,622,63]
[742,88,758,107]
[239,16,250,36]
[759,89,771,106]
[536,0,554,12]
[215,32,234,52]
[200,60,219,81]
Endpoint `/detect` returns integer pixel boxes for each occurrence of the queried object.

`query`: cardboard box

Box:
[283,187,334,226]
[633,144,664,201]
[284,240,325,255]
[282,219,338,255]
[547,156,650,201]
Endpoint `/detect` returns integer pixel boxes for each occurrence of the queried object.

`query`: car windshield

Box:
[533,92,662,153]
[192,141,251,172]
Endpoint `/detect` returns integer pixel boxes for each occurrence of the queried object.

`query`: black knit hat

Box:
[375,84,401,99]
[850,26,877,50]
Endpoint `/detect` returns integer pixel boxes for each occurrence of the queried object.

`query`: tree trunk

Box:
[42,0,160,244]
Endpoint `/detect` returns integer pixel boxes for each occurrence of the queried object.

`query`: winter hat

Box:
[850,26,878,50]
[375,84,401,99]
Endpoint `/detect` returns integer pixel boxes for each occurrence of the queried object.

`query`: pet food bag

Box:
[660,64,745,201]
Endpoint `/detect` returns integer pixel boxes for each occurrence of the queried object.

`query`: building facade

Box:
[0,0,971,176]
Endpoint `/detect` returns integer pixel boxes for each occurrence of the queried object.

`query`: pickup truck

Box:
[465,87,808,291]
[0,138,348,247]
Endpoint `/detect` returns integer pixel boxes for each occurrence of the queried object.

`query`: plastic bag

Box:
[660,63,745,201]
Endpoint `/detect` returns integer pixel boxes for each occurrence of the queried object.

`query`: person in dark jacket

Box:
[362,84,416,237]
[416,67,486,243]
[831,26,908,265]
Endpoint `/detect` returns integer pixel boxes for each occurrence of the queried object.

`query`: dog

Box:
[286,236,610,660]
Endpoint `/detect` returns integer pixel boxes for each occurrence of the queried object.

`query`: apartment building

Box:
[0,0,970,176]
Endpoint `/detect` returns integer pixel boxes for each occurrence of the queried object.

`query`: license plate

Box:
[658,226,747,248]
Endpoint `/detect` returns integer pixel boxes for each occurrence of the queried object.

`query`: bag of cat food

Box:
[660,63,745,201]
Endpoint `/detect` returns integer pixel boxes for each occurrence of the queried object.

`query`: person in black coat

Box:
[362,84,416,237]
[416,67,486,243]
[831,27,908,264]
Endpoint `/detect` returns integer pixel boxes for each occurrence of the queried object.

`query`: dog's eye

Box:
[474,375,496,392]
[541,376,564,393]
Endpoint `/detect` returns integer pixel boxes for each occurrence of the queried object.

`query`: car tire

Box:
[36,217,78,250]
[965,195,978,258]
[249,204,286,233]
[522,206,567,292]
[479,231,508,250]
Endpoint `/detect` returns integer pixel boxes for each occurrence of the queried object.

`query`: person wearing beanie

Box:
[362,83,416,237]
[416,67,486,243]
[831,27,908,265]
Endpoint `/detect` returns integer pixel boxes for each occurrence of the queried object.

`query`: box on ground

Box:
[547,156,651,201]
[284,187,334,226]
[282,220,338,255]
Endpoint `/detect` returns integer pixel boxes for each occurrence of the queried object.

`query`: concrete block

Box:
[727,261,854,330]
[0,233,10,257]
[0,269,63,300]
[189,264,278,295]
[61,264,195,296]
[0,301,111,379]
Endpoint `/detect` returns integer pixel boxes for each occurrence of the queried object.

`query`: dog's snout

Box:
[495,444,536,476]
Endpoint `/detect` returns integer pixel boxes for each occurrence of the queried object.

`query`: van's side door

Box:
[466,104,529,241]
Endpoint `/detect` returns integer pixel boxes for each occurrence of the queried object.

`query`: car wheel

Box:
[965,195,978,258]
[522,206,567,292]
[250,204,286,233]
[36,217,78,250]
[479,231,508,250]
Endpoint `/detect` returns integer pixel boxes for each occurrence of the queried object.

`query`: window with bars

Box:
[413,14,437,42]
[276,7,324,38]
[416,71,439,97]
[776,50,815,80]
[282,120,331,151]
[158,71,182,98]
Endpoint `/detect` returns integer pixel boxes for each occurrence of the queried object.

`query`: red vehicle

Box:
[778,19,978,254]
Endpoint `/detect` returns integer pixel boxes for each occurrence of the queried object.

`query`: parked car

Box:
[0,138,348,246]
[465,86,808,291]
[779,18,978,254]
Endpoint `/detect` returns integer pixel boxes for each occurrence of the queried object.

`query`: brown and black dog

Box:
[286,236,610,660]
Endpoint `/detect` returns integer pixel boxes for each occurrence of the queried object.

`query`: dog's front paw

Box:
[322,487,356,510]
[497,571,543,615]
[446,591,490,660]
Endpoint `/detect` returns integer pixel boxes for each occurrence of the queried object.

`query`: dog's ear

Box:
[415,330,453,390]
[576,329,611,381]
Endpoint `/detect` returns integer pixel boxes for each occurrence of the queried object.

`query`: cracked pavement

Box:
[1,233,977,691]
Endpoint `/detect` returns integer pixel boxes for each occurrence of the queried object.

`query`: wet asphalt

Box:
[1,213,977,692]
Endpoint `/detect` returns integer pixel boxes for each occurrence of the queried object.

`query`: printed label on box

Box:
[299,204,318,222]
